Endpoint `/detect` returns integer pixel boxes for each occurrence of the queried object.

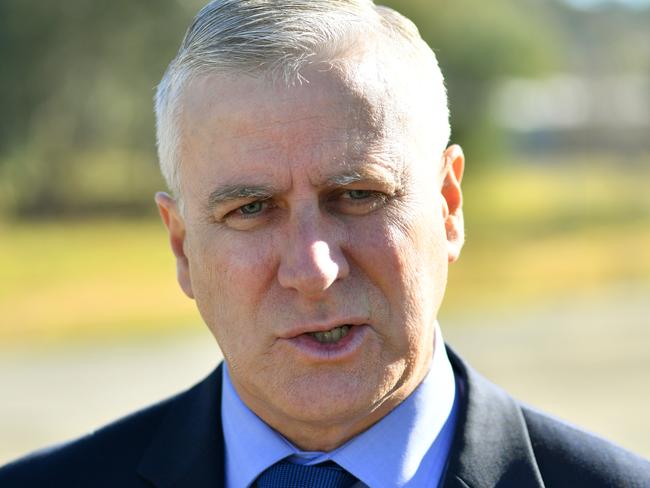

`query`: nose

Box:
[277,212,350,297]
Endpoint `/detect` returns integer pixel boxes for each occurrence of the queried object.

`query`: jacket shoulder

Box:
[0,392,179,487]
[522,406,650,488]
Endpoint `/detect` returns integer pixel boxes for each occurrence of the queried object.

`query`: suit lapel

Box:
[442,348,546,488]
[137,365,225,488]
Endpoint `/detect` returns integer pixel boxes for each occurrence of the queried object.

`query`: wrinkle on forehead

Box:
[179,53,426,202]
[182,51,408,139]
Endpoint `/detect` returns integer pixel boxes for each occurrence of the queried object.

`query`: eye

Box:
[218,199,275,230]
[341,189,386,204]
[331,189,389,215]
[346,189,374,200]
[240,201,265,215]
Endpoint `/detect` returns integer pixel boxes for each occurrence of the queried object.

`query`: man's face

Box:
[157,56,464,450]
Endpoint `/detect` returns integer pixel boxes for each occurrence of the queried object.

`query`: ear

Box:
[155,192,194,299]
[440,145,465,263]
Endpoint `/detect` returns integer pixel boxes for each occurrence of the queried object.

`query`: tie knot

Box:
[256,460,358,488]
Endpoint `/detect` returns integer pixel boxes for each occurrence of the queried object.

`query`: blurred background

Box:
[1,0,649,463]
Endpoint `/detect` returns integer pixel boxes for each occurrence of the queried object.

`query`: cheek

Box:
[186,229,278,328]
[363,203,445,271]
[351,205,448,325]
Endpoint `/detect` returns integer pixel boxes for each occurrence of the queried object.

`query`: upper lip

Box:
[280,318,368,339]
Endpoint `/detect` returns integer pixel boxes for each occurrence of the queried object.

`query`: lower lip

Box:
[284,325,369,362]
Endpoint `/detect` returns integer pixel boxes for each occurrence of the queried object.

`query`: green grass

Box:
[445,223,650,312]
[445,160,650,311]
[0,220,200,346]
[1,161,649,346]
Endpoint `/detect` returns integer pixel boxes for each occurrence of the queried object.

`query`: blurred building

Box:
[491,0,650,156]
[493,73,650,154]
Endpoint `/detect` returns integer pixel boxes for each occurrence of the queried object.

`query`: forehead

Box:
[184,60,403,133]
[177,57,428,195]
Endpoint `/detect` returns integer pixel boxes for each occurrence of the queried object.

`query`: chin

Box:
[278,365,405,424]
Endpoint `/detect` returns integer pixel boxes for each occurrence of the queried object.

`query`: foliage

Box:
[0,0,203,216]
[0,0,561,217]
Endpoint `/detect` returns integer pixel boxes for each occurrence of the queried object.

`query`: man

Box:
[1,1,648,487]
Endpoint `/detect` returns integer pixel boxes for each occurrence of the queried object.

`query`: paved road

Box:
[2,285,648,464]
[444,285,650,459]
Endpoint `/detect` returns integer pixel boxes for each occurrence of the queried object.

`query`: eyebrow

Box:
[323,161,403,190]
[324,170,364,187]
[207,185,275,211]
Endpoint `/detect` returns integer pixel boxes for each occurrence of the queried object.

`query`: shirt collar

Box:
[221,368,294,488]
[222,324,457,488]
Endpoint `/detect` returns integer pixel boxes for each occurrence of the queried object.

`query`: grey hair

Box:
[155,0,450,199]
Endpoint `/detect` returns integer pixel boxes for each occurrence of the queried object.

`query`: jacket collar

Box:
[137,365,225,488]
[442,347,545,488]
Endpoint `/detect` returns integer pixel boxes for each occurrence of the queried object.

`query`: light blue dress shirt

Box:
[222,325,458,488]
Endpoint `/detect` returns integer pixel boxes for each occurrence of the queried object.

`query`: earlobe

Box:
[440,145,465,263]
[155,192,194,299]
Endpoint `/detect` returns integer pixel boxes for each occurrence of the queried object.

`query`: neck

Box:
[233,357,432,452]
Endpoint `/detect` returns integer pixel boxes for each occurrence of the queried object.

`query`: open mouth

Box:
[308,325,351,344]
[287,323,368,359]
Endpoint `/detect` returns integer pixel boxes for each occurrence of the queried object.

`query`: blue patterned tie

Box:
[256,460,358,488]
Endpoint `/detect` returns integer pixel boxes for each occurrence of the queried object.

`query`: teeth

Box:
[310,325,350,344]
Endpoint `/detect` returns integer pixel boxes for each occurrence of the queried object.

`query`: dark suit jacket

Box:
[1,347,648,487]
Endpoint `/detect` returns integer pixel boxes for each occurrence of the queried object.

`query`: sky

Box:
[564,0,650,9]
